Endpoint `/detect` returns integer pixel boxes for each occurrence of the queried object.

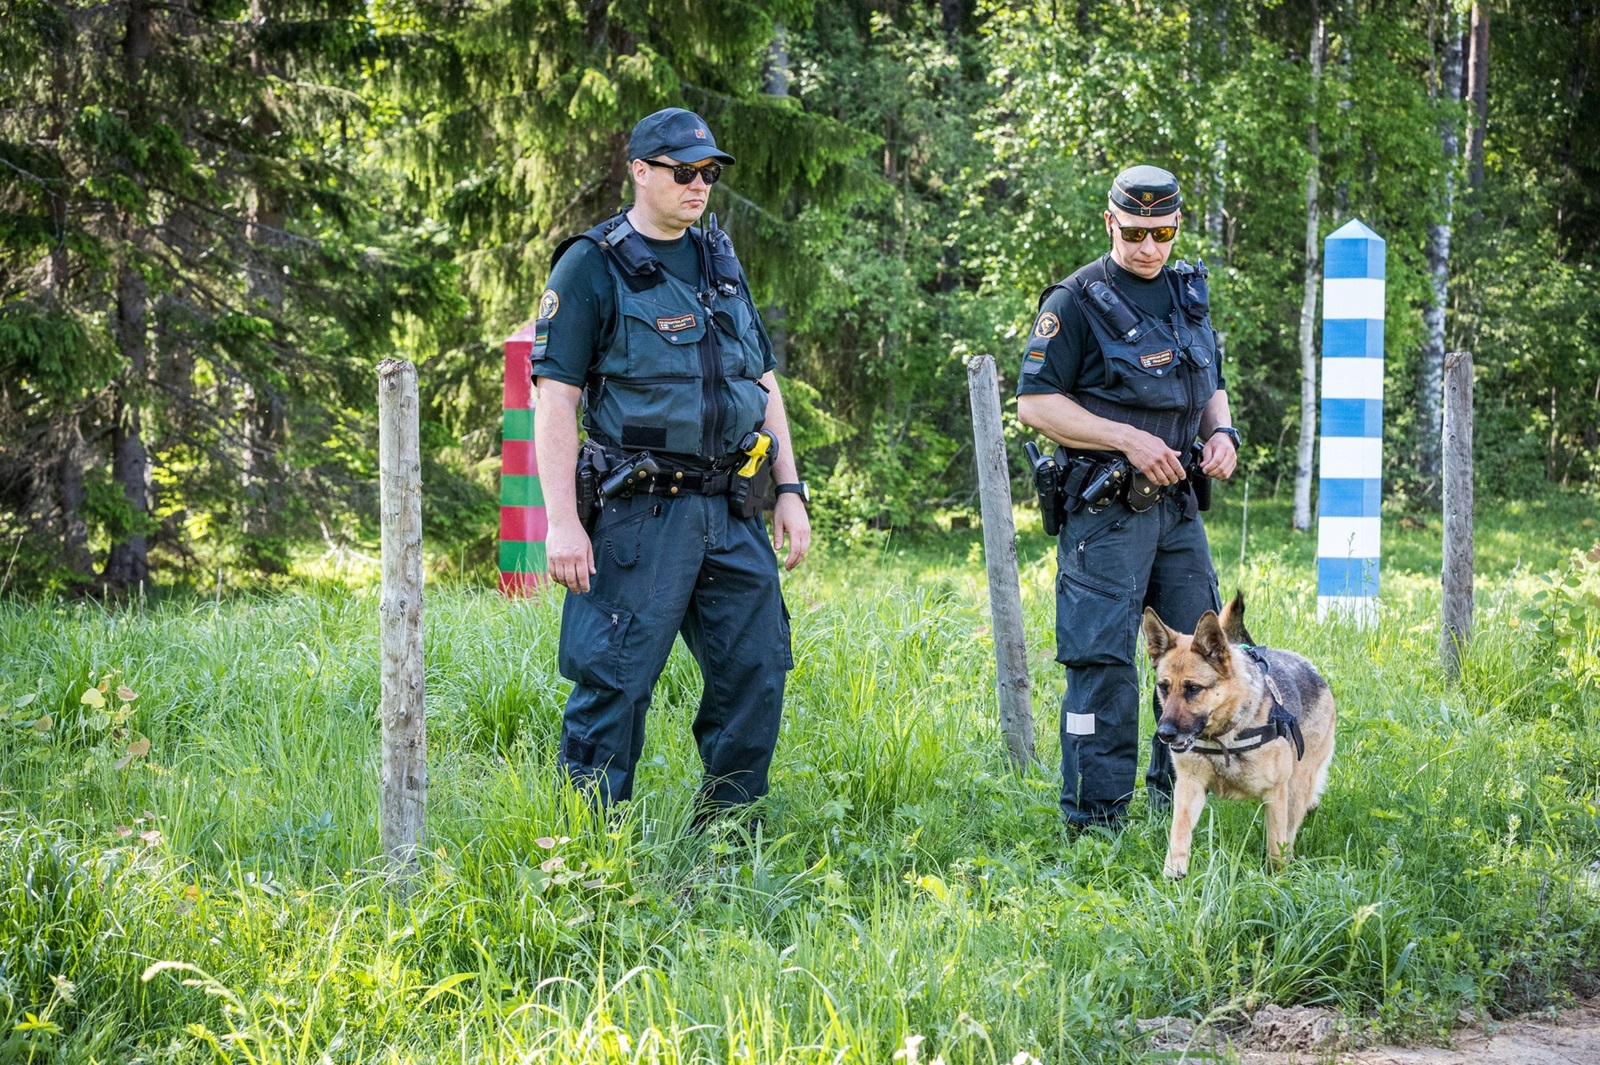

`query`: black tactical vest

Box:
[1048,255,1218,451]
[553,214,769,459]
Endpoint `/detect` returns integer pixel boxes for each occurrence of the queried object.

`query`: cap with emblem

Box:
[628,108,736,165]
[1109,164,1183,218]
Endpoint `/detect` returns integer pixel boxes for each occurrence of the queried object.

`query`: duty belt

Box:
[632,466,735,496]
[590,440,741,497]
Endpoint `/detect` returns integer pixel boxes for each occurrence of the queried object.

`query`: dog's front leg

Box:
[1264,782,1292,871]
[1163,775,1207,879]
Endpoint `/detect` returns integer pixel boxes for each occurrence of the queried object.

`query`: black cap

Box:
[627,108,736,165]
[1109,165,1182,217]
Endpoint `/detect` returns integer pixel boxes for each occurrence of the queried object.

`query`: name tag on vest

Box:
[1140,349,1174,369]
[656,314,697,332]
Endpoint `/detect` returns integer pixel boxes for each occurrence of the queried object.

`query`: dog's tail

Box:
[1220,590,1255,646]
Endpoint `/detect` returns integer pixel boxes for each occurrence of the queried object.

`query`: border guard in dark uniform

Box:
[532,108,812,820]
[1017,165,1240,829]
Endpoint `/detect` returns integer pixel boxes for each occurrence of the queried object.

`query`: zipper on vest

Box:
[695,235,725,458]
[695,296,723,457]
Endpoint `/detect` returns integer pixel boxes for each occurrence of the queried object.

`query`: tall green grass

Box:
[2,490,1598,1063]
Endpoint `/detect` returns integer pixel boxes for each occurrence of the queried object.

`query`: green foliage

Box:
[6,0,1600,595]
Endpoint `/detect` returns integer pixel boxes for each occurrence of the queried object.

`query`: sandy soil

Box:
[1137,998,1600,1064]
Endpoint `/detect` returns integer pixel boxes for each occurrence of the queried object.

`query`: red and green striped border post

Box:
[500,324,548,596]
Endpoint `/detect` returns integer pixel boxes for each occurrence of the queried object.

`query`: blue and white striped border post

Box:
[1316,219,1386,626]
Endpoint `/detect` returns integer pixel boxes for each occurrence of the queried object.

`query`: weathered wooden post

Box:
[1316,219,1387,627]
[966,355,1034,770]
[1440,351,1474,682]
[378,359,427,884]
[500,324,549,595]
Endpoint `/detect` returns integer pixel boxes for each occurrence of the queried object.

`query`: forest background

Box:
[2,0,1596,593]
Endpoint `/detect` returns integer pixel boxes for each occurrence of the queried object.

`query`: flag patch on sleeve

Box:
[1022,335,1049,374]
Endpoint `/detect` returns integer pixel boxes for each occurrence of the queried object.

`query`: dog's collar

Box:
[1188,647,1305,760]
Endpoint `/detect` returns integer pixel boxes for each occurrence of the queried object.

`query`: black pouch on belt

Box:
[1125,470,1161,513]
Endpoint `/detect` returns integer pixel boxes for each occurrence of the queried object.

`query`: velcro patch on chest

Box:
[656,314,698,333]
[1140,349,1174,369]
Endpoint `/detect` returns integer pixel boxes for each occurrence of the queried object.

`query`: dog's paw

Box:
[1162,859,1188,880]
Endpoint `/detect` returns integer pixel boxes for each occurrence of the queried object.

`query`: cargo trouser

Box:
[557,490,794,810]
[1054,489,1220,826]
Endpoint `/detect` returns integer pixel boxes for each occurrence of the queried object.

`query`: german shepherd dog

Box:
[1141,593,1336,879]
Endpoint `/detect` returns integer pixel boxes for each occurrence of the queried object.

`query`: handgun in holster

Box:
[600,450,661,502]
[729,429,778,519]
[1023,441,1064,537]
[1080,458,1130,512]
[574,440,609,531]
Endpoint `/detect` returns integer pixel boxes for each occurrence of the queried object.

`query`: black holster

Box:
[729,430,778,518]
[575,440,607,531]
[1024,441,1063,536]
[1187,444,1212,512]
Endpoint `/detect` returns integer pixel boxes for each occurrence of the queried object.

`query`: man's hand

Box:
[1198,433,1237,480]
[772,494,811,571]
[1120,428,1187,486]
[546,516,596,593]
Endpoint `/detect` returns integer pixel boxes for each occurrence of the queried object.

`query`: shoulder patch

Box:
[538,289,559,320]
[1034,312,1061,339]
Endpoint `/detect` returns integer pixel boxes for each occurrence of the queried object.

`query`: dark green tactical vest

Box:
[557,214,769,460]
[1054,256,1218,452]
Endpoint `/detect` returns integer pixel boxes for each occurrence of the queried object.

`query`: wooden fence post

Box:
[1441,351,1474,683]
[966,355,1034,770]
[378,359,427,884]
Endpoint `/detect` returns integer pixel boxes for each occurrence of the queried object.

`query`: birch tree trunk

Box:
[1293,4,1324,532]
[1418,4,1464,493]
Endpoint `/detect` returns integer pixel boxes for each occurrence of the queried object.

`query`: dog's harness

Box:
[1189,646,1306,760]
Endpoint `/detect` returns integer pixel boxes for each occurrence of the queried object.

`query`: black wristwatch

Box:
[775,482,810,505]
[1208,426,1241,449]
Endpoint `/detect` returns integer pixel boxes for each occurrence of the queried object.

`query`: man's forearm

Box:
[534,379,584,525]
[1198,390,1233,439]
[1017,392,1139,453]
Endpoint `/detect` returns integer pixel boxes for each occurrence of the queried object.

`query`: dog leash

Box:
[1188,646,1306,760]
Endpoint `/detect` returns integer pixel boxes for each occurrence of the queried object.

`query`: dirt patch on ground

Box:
[1136,997,1600,1063]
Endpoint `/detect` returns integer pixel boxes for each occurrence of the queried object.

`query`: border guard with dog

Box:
[1017,164,1239,829]
[533,108,811,819]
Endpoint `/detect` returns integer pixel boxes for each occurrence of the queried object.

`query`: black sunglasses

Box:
[1112,221,1179,243]
[643,159,724,185]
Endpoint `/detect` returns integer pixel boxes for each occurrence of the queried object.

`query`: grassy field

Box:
[2,488,1599,1063]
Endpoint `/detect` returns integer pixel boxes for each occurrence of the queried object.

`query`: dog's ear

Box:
[1192,611,1231,672]
[1142,607,1176,664]
[1219,590,1254,646]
